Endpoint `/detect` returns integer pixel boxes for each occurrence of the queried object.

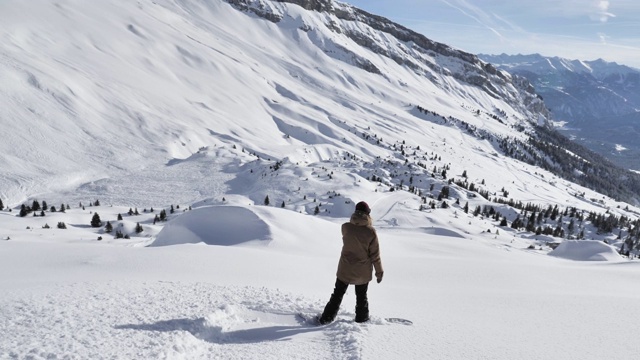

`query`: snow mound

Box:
[150,206,271,247]
[548,240,623,261]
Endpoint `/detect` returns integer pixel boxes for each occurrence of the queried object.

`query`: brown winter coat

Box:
[336,210,383,285]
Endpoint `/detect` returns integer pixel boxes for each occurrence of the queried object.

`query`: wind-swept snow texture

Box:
[1,0,544,207]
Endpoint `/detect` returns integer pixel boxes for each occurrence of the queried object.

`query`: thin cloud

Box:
[438,0,509,41]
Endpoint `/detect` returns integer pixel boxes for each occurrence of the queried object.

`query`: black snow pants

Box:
[319,278,369,324]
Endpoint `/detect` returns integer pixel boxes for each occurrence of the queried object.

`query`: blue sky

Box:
[344,0,640,69]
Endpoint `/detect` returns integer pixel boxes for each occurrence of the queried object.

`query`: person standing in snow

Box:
[318,201,383,324]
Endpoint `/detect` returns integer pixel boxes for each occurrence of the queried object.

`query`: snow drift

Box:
[548,240,623,261]
[150,206,271,247]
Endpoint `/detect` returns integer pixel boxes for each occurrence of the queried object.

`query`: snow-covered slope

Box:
[0,0,550,207]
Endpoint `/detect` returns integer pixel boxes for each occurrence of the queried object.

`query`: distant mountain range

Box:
[479,54,640,170]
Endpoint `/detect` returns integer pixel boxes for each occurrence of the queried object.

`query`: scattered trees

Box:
[91,213,102,228]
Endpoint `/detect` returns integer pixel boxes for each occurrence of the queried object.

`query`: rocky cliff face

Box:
[224,0,551,125]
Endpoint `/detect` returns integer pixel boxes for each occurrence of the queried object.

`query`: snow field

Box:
[2,203,640,359]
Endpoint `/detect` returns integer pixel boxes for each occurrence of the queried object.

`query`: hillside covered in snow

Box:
[2,0,640,359]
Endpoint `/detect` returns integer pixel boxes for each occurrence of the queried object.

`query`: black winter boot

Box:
[355,300,369,323]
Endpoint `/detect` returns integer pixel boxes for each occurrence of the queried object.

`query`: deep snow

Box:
[2,202,640,359]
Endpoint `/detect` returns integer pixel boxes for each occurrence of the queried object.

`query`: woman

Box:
[318,201,384,324]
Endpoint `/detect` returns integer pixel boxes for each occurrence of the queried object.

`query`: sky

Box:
[344,0,640,69]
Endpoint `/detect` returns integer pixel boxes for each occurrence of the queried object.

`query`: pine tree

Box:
[473,206,481,217]
[117,213,123,221]
[32,200,41,212]
[135,222,143,233]
[42,201,48,212]
[264,195,270,206]
[128,208,133,216]
[314,205,320,215]
[105,221,113,233]
[463,202,469,214]
[170,205,175,214]
[568,219,576,236]
[281,201,285,208]
[91,213,102,228]
[159,209,167,221]
[511,216,521,229]
[0,198,3,210]
[19,204,28,217]
[60,204,66,213]
[50,206,56,212]
[94,199,100,206]
[57,222,67,229]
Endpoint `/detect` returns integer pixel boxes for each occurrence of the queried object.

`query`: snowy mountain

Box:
[479,53,640,169]
[0,0,555,208]
[2,1,640,359]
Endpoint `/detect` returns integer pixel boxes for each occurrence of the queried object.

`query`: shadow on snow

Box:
[115,317,322,344]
